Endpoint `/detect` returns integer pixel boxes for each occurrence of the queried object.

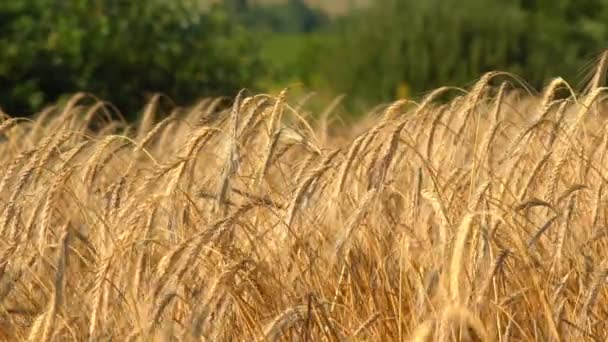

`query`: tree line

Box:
[1,0,606,116]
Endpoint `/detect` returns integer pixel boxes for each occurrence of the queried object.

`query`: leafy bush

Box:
[0,0,263,117]
[305,0,608,109]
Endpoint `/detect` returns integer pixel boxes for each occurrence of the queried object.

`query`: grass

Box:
[1,59,608,341]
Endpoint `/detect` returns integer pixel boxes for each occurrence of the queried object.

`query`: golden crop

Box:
[1,62,608,340]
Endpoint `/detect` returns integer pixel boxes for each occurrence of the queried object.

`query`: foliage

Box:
[0,0,262,117]
[223,0,330,99]
[230,0,329,33]
[304,0,608,109]
[3,0,608,117]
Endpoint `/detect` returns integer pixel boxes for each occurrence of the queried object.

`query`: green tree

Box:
[516,0,607,85]
[0,0,263,117]
[235,0,328,33]
[307,0,608,109]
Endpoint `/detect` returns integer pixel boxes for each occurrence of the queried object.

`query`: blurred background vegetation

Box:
[1,0,607,118]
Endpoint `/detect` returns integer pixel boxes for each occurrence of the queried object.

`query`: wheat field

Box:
[1,63,608,341]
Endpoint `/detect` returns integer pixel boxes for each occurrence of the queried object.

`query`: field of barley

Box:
[1,64,608,341]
